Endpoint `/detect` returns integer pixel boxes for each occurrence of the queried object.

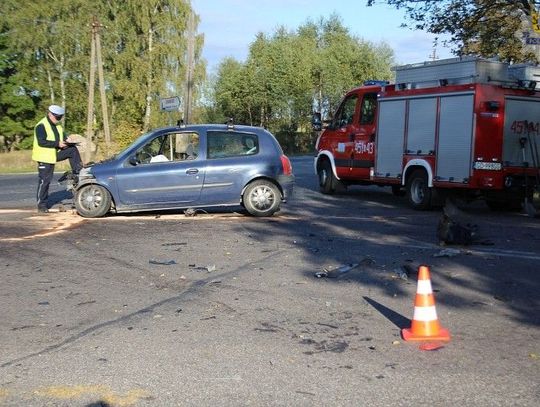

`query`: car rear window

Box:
[207,131,259,159]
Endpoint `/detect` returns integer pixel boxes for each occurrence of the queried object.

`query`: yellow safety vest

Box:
[32,117,63,164]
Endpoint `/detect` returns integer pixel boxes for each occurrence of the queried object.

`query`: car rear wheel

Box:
[75,184,112,218]
[243,180,281,217]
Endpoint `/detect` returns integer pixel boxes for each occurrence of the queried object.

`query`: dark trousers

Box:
[36,146,83,209]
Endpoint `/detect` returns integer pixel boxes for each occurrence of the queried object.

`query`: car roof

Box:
[156,123,268,134]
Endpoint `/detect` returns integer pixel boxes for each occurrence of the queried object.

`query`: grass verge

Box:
[0,151,69,174]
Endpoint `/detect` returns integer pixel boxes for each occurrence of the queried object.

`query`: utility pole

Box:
[94,19,111,152]
[184,11,195,124]
[85,21,96,163]
[86,17,111,161]
[429,37,439,61]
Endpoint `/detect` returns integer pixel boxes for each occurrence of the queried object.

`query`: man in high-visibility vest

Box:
[32,105,83,213]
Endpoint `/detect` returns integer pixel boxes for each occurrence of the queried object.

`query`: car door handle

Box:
[186,168,199,175]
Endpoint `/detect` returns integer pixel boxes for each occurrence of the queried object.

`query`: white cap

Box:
[48,105,65,116]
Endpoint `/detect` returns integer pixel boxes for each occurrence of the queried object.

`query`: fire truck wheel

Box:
[406,169,432,210]
[318,160,338,194]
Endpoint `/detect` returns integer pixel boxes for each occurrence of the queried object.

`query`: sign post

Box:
[160,96,181,125]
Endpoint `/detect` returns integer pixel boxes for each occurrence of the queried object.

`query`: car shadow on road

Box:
[48,189,74,208]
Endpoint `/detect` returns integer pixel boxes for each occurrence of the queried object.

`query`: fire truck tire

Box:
[406,169,432,210]
[318,160,338,194]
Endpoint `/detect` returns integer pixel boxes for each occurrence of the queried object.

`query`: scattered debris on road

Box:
[315,263,359,278]
[392,265,414,281]
[190,264,216,272]
[314,257,375,279]
[419,342,445,351]
[149,259,177,265]
[433,248,462,258]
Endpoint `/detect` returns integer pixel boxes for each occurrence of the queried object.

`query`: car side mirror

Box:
[129,155,139,166]
[311,112,322,131]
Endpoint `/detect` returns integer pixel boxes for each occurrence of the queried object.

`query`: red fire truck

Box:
[314,57,540,214]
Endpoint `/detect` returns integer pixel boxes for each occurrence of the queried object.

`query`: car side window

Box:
[172,132,199,161]
[135,132,200,164]
[207,131,259,159]
[359,93,377,125]
[333,95,358,128]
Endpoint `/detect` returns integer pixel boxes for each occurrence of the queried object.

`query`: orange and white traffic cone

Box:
[402,265,451,342]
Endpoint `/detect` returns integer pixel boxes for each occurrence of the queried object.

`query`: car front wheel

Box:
[75,184,112,218]
[243,180,281,217]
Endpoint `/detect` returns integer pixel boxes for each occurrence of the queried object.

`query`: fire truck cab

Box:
[314,57,540,214]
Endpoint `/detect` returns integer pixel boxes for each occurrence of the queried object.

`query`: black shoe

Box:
[38,207,49,213]
[58,171,71,183]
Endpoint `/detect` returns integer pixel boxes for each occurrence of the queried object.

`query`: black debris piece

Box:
[149,259,177,265]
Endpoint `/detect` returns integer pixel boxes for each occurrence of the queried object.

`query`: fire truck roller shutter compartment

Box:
[375,99,406,178]
[503,97,540,167]
[436,94,475,183]
[406,97,437,155]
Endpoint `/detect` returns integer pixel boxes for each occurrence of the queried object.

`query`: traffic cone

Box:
[401,265,451,342]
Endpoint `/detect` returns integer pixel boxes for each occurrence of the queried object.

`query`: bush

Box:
[275,130,317,155]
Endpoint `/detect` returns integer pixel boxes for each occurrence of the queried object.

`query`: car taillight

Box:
[280,155,293,176]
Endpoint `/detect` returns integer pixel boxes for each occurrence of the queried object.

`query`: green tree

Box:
[0,0,204,152]
[0,25,38,151]
[303,14,394,119]
[367,0,540,62]
[104,0,201,133]
[212,15,394,153]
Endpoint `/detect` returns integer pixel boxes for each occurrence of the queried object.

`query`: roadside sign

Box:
[160,96,180,112]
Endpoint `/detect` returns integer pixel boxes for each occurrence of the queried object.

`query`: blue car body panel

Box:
[77,124,294,214]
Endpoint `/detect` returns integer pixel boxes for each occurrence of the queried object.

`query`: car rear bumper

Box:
[279,175,295,202]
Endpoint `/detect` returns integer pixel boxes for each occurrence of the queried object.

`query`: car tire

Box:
[406,169,432,210]
[75,184,112,218]
[243,180,281,217]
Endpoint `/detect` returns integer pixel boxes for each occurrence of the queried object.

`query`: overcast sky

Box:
[191,0,453,73]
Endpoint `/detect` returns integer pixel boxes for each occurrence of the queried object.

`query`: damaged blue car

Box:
[73,123,294,218]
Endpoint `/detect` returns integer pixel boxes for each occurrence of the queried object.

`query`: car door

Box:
[115,132,205,207]
[200,130,260,205]
[326,93,359,180]
[350,92,377,179]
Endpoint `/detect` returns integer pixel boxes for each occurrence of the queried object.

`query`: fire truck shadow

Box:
[238,185,540,327]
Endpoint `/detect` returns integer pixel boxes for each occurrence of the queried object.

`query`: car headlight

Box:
[79,167,94,179]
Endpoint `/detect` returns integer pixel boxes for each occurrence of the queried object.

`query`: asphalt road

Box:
[0,156,539,406]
